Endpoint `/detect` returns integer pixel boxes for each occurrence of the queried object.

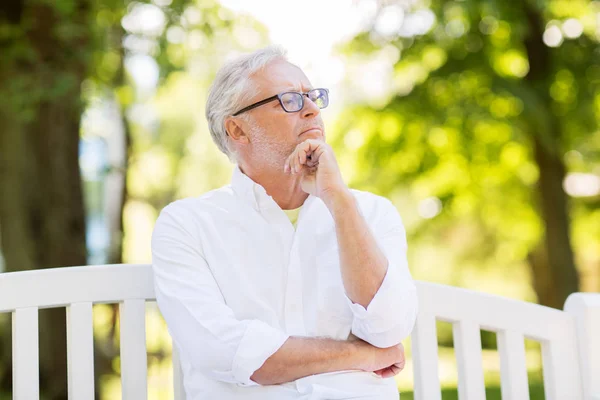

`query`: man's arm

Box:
[251,336,405,385]
[284,139,388,307]
[325,191,419,348]
[324,190,388,308]
[285,139,419,348]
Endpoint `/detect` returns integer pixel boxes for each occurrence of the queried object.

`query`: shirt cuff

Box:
[344,261,397,326]
[343,262,418,345]
[231,320,290,386]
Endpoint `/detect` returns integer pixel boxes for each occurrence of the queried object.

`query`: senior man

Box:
[151,46,418,399]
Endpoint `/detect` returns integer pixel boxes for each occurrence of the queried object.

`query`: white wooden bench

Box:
[0,263,598,399]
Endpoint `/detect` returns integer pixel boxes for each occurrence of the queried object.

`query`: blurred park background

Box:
[0,0,599,398]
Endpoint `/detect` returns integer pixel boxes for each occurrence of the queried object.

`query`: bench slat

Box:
[541,331,583,400]
[13,307,39,400]
[411,312,441,400]
[67,302,95,399]
[498,330,529,400]
[453,320,485,400]
[564,293,600,399]
[120,299,148,400]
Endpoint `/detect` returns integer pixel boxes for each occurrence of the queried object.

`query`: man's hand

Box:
[352,339,406,378]
[373,361,405,378]
[283,139,347,204]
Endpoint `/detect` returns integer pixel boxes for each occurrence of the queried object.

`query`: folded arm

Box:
[252,336,392,385]
[326,192,419,348]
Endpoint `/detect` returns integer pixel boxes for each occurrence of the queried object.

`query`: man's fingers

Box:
[285,139,327,174]
[291,152,298,173]
[373,361,405,379]
[375,367,393,378]
[297,149,305,172]
[381,369,393,378]
[296,142,311,173]
[286,148,300,174]
[382,365,401,378]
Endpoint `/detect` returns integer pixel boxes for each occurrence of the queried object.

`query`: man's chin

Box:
[299,130,324,141]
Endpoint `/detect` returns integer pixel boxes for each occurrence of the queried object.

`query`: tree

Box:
[337,0,599,308]
[0,0,268,397]
[0,1,92,397]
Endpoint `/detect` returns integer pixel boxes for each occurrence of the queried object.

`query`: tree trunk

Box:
[0,1,92,398]
[528,134,579,308]
[522,1,579,308]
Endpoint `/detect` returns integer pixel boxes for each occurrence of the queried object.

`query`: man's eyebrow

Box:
[281,86,314,93]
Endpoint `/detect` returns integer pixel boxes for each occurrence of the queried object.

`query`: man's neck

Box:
[239,164,309,210]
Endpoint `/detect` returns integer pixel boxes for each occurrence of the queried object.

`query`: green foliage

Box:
[121,1,270,215]
[0,0,98,122]
[333,0,600,291]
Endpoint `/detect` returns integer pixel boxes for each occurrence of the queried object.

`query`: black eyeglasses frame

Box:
[232,88,329,116]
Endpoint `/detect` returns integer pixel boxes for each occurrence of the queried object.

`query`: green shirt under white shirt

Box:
[282,206,302,228]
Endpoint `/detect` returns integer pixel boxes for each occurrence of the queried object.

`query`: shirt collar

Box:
[230,164,317,212]
[231,165,259,209]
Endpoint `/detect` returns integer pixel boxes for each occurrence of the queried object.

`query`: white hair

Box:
[205,45,289,161]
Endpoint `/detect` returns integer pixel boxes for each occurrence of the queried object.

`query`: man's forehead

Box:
[252,60,313,94]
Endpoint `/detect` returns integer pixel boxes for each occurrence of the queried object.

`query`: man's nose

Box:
[301,94,321,118]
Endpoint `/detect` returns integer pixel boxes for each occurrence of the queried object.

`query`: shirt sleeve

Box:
[151,205,290,386]
[343,198,419,348]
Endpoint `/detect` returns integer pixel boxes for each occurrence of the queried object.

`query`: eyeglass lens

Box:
[280,89,329,112]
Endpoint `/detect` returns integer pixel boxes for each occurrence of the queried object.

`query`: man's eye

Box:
[283,99,297,107]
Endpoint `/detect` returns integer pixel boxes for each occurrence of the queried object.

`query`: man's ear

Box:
[224,117,249,145]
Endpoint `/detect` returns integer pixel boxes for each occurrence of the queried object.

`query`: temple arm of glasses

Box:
[232,95,279,116]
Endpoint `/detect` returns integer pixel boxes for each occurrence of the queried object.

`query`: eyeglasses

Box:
[232,88,329,116]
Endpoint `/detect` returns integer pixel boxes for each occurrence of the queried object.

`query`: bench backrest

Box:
[0,264,181,400]
[1,264,598,400]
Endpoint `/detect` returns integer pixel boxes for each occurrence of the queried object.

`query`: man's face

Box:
[239,59,325,170]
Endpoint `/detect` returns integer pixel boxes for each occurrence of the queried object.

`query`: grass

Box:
[398,383,545,399]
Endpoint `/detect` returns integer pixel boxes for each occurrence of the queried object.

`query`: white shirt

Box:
[151,166,418,400]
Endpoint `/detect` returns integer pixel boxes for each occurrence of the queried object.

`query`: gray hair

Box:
[205,45,289,161]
